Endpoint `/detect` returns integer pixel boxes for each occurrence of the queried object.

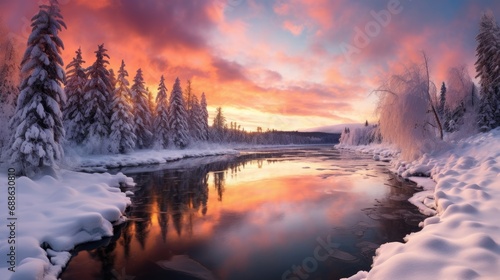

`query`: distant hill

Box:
[301,123,365,133]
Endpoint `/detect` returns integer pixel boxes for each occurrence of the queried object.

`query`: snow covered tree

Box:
[0,39,19,150]
[146,86,155,120]
[109,60,136,154]
[82,44,113,153]
[444,65,475,133]
[184,79,193,114]
[188,94,206,141]
[63,48,87,144]
[199,92,209,141]
[6,0,66,177]
[168,77,190,148]
[108,68,117,88]
[376,54,441,160]
[211,107,226,142]
[438,82,446,118]
[131,69,153,149]
[475,12,500,131]
[153,75,169,149]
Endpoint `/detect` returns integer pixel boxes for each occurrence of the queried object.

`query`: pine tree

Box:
[153,75,169,148]
[6,0,66,177]
[475,12,500,130]
[108,68,117,88]
[189,94,205,141]
[82,44,113,153]
[109,60,136,154]
[130,69,153,149]
[63,48,87,144]
[146,86,155,120]
[212,107,226,142]
[200,92,209,141]
[438,82,446,118]
[168,77,190,148]
[184,79,193,114]
[0,39,19,150]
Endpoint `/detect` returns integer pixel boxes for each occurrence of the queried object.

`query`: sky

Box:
[1,0,500,131]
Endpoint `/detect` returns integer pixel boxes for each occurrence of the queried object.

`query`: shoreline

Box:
[338,128,500,279]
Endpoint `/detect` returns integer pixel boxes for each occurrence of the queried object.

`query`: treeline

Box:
[0,1,320,177]
[340,12,500,160]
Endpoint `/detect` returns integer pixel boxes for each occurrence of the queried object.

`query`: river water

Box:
[61,146,425,280]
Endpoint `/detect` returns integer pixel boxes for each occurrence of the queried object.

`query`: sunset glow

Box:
[1,0,498,131]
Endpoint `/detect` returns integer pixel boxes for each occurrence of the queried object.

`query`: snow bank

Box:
[0,170,133,280]
[64,144,239,172]
[340,128,500,279]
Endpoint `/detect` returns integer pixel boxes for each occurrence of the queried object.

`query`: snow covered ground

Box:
[65,144,239,172]
[339,128,500,279]
[0,170,133,280]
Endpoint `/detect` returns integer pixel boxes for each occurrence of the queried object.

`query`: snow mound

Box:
[0,170,133,280]
[341,128,500,279]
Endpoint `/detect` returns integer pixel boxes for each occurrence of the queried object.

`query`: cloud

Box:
[282,20,304,36]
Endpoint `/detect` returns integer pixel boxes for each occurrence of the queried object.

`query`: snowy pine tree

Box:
[188,94,205,141]
[184,79,193,114]
[82,44,113,153]
[475,12,500,131]
[0,39,19,150]
[63,48,87,144]
[108,68,117,89]
[438,82,446,118]
[6,0,66,177]
[130,69,153,149]
[153,75,169,149]
[146,87,155,117]
[212,107,226,142]
[168,77,190,148]
[200,92,209,141]
[109,60,136,154]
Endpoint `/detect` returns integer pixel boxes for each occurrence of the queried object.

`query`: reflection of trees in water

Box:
[88,236,117,279]
[132,174,154,250]
[119,220,133,260]
[213,171,225,202]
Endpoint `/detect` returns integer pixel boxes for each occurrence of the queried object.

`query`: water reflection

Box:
[61,148,425,280]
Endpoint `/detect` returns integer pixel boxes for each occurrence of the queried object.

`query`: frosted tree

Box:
[438,82,446,118]
[184,79,193,114]
[199,92,209,141]
[0,39,19,150]
[146,86,156,120]
[130,69,153,148]
[153,75,169,149]
[212,107,226,142]
[475,12,500,130]
[444,65,475,132]
[6,0,66,177]
[168,77,190,148]
[108,68,117,88]
[188,94,206,141]
[82,44,113,153]
[63,48,87,144]
[376,54,441,160]
[109,60,136,154]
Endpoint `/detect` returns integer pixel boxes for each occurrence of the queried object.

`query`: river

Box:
[61,146,425,280]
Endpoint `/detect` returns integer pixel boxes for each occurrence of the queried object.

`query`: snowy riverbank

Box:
[0,146,243,280]
[66,144,240,172]
[0,170,133,280]
[338,128,500,279]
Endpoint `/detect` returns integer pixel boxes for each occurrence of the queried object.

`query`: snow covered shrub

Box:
[376,58,441,160]
[443,65,478,137]
[339,125,381,145]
